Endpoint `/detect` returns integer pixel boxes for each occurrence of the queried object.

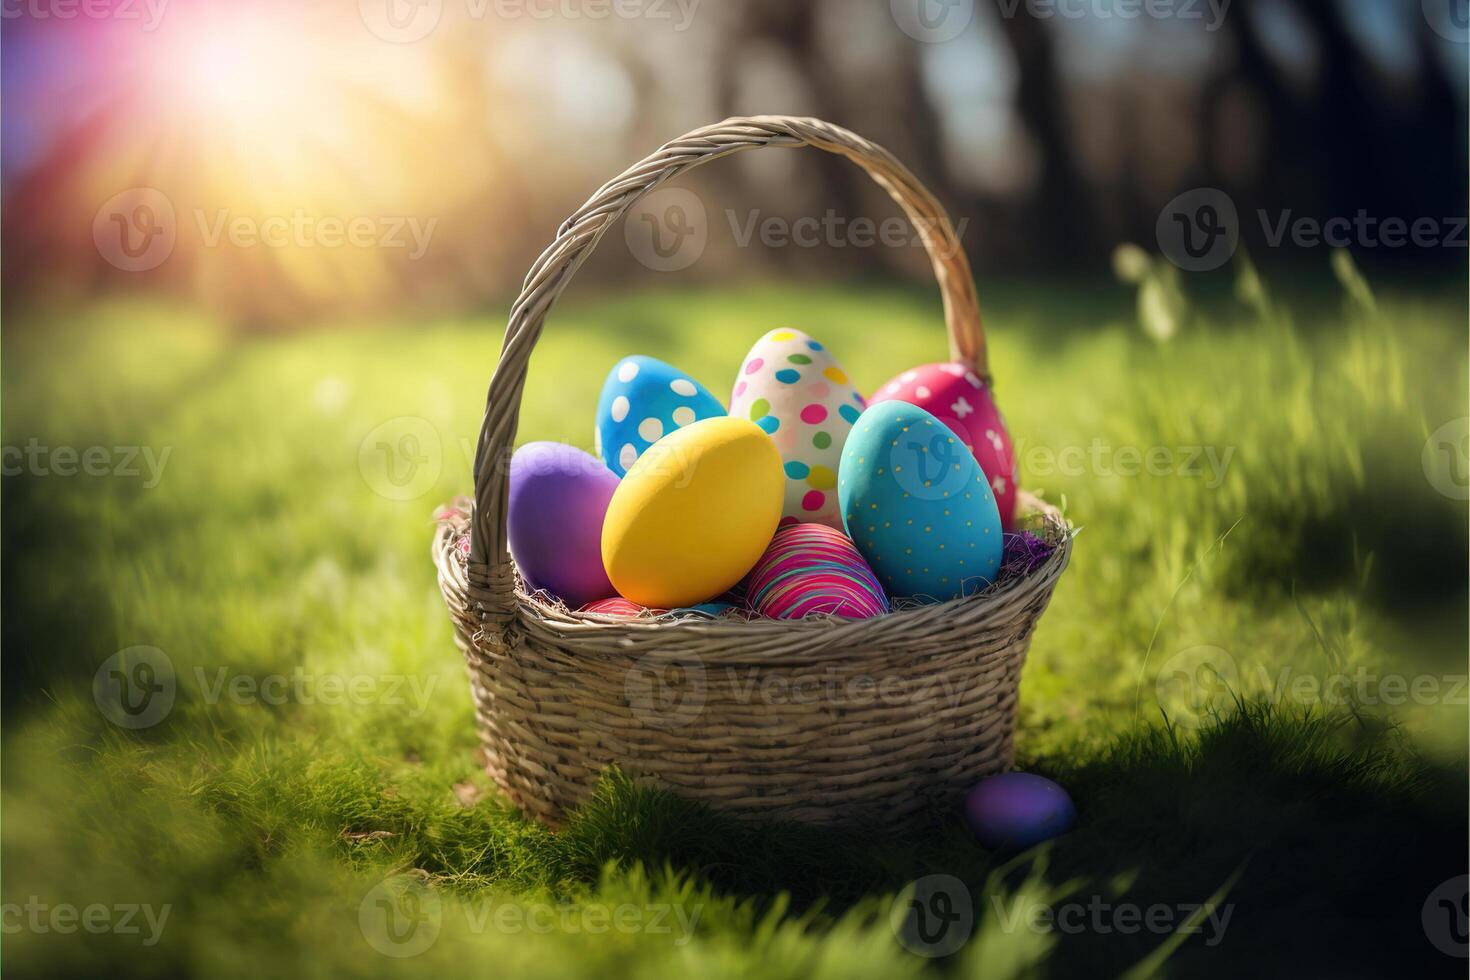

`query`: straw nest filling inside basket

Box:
[433,115,1074,830]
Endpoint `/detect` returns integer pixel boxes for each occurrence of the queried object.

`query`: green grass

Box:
[3,272,1466,978]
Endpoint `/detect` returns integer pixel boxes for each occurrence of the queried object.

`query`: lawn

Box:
[2,270,1466,978]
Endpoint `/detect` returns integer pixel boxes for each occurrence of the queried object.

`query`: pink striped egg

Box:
[746,523,889,620]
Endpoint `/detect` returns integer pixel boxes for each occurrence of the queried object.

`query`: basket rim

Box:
[435,493,1073,666]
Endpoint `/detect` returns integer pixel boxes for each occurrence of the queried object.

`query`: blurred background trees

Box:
[3,0,1465,325]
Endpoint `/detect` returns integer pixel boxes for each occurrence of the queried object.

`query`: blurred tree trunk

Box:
[1208,0,1467,269]
[992,6,1097,268]
[713,0,885,278]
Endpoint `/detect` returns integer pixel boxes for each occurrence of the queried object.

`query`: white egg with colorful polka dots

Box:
[729,329,865,529]
[596,356,726,478]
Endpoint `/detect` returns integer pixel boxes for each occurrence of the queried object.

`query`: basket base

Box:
[458,627,1031,832]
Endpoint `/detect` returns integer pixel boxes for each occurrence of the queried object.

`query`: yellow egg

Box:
[602,417,784,608]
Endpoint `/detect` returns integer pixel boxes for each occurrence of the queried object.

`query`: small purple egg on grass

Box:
[963,772,1076,850]
[508,442,620,607]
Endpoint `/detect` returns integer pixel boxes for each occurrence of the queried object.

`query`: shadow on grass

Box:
[412,704,1465,977]
[1,471,122,717]
[1221,478,1469,613]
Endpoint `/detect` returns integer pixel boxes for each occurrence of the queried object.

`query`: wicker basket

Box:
[433,116,1072,830]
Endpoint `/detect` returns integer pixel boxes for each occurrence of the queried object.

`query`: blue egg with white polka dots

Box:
[596,356,726,477]
[837,401,1003,601]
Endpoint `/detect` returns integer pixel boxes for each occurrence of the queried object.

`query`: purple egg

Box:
[507,442,620,607]
[963,772,1076,851]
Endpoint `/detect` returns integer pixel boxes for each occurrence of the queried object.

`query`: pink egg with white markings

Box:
[868,363,1018,528]
[729,329,865,529]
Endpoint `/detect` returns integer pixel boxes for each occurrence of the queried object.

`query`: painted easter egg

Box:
[869,363,1018,528]
[746,523,888,619]
[671,601,742,619]
[728,329,865,529]
[507,442,619,607]
[602,417,784,609]
[838,402,1003,601]
[596,355,726,477]
[963,772,1076,851]
[578,596,665,617]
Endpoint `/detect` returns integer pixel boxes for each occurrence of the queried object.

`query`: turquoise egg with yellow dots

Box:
[838,401,1003,601]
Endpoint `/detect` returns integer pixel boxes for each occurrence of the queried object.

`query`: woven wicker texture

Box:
[434,116,1072,828]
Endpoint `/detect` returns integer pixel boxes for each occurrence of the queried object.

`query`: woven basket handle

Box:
[468,115,986,617]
